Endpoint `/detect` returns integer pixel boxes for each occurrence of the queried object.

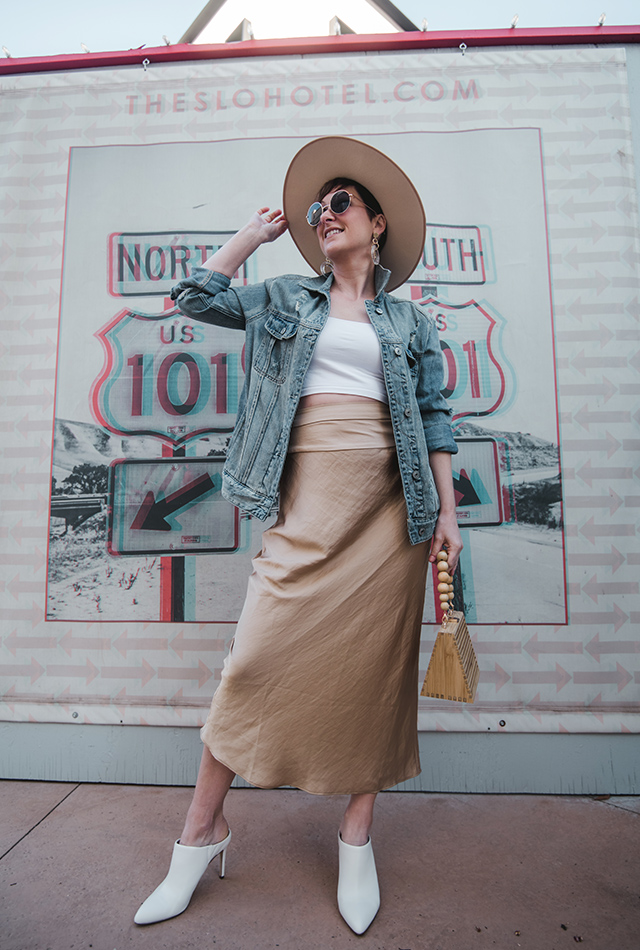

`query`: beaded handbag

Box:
[420,551,479,704]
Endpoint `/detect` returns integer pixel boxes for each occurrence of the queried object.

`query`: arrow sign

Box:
[564,492,623,515]
[577,460,633,487]
[478,663,511,692]
[0,548,46,570]
[523,634,583,662]
[113,630,170,658]
[1,602,42,624]
[157,660,214,689]
[512,664,572,692]
[558,388,620,410]
[568,547,625,573]
[59,631,114,656]
[585,634,640,660]
[453,468,482,507]
[11,518,46,544]
[574,405,631,429]
[98,659,156,687]
[470,634,522,655]
[3,631,57,656]
[582,575,639,604]
[579,517,636,545]
[171,631,227,658]
[449,439,503,527]
[571,604,629,633]
[4,575,44,599]
[109,458,240,556]
[131,473,216,532]
[574,664,633,693]
[0,657,45,684]
[46,659,99,686]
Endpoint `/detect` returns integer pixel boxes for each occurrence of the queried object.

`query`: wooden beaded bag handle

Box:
[420,550,480,704]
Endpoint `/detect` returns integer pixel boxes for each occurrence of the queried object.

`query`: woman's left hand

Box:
[249,207,289,243]
[428,510,463,574]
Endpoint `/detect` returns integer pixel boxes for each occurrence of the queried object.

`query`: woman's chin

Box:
[321,237,342,255]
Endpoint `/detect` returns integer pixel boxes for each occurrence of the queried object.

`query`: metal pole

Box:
[170,446,186,622]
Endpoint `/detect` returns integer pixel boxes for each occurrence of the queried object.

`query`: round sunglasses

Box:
[306,190,377,228]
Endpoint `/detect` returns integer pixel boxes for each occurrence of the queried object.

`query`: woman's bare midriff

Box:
[298,393,380,409]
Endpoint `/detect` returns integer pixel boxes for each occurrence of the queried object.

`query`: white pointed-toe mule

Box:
[134,830,231,925]
[337,833,380,935]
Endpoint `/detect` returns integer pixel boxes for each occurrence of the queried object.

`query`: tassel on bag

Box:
[421,550,479,704]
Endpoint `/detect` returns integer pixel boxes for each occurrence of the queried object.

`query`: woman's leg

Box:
[134,748,235,924]
[339,792,377,845]
[179,747,236,847]
[337,793,380,934]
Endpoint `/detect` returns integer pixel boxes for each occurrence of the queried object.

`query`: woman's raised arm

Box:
[202,208,288,278]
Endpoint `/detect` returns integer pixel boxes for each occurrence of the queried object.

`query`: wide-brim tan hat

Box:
[283,136,425,292]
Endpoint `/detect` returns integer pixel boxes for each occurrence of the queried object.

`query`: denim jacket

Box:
[171,265,457,544]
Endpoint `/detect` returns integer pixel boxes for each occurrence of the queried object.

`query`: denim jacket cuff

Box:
[170,268,231,300]
[424,424,459,454]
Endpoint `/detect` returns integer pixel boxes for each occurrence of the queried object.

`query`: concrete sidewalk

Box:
[1,781,638,950]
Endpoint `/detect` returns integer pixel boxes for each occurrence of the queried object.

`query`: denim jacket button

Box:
[394,346,402,356]
[404,407,411,417]
[419,527,426,536]
[412,469,420,480]
[376,307,383,314]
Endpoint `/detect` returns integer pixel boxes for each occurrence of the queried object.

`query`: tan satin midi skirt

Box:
[200,402,431,795]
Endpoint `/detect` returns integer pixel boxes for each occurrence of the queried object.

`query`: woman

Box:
[134,137,462,935]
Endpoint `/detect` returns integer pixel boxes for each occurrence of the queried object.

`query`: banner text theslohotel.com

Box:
[124,79,480,114]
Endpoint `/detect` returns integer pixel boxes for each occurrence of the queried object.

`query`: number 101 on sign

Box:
[128,350,242,417]
[92,309,246,444]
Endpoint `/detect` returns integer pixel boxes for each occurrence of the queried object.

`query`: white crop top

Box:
[300,317,388,404]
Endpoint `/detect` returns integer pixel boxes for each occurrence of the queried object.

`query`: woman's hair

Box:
[316,178,388,252]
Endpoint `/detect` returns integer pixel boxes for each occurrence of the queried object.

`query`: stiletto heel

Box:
[337,833,380,934]
[134,829,231,925]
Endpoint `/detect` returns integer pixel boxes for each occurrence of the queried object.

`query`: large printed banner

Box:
[51,128,557,625]
[0,46,638,734]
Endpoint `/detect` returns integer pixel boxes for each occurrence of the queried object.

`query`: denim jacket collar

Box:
[298,265,391,301]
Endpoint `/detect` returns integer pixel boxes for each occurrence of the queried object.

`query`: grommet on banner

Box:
[459,43,467,57]
[142,57,150,72]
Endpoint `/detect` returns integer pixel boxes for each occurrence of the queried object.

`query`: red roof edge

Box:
[1,25,639,76]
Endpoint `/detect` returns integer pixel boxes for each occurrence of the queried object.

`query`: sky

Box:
[1,0,638,59]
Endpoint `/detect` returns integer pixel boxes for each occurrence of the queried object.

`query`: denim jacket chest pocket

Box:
[253,311,300,383]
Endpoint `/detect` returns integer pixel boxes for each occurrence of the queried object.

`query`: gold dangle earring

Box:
[370,234,380,266]
[320,257,333,276]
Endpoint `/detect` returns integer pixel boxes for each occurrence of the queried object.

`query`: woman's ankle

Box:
[340,793,375,846]
[180,812,229,848]
[339,819,372,847]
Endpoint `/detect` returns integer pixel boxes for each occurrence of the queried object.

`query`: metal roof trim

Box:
[1,25,639,77]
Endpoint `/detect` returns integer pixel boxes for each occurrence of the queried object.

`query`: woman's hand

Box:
[428,509,463,574]
[247,207,288,244]
[202,207,288,276]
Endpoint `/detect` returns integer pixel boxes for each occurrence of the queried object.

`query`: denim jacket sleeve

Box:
[170,267,270,330]
[413,307,458,455]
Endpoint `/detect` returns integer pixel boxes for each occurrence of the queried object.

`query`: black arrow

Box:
[131,473,216,532]
[453,468,482,507]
